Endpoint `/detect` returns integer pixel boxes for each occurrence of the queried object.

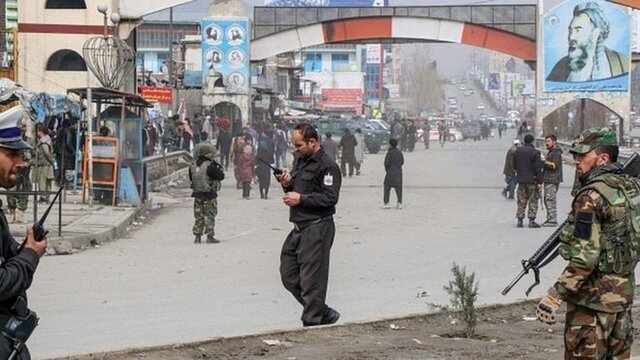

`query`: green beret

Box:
[569,128,617,155]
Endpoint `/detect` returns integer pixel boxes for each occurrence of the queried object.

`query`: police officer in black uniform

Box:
[0,106,47,359]
[276,123,342,327]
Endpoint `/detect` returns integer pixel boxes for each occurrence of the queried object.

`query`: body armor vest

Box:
[190,160,220,193]
[564,172,640,274]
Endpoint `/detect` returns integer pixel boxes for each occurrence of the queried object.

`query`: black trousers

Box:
[383,184,403,204]
[219,151,230,170]
[340,160,354,177]
[280,217,335,325]
[0,335,30,359]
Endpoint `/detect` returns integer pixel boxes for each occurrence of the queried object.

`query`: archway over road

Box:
[251,16,536,62]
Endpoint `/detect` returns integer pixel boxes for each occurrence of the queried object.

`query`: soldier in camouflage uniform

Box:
[189,141,225,244]
[536,128,640,359]
[542,134,563,227]
[7,127,33,224]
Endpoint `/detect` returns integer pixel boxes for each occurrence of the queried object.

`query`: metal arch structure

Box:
[252,5,537,61]
[251,16,536,62]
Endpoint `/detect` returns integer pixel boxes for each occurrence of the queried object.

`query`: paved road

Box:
[30,132,576,359]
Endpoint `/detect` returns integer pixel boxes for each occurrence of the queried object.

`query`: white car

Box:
[476,103,485,110]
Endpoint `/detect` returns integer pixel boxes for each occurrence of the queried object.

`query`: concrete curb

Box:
[47,207,140,251]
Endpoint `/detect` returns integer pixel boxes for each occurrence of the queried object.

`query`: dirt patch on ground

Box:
[56,293,640,360]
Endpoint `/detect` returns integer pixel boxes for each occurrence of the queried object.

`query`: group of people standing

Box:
[502,133,563,228]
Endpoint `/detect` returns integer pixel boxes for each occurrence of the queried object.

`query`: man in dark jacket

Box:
[542,134,563,227]
[339,128,357,178]
[0,106,47,359]
[502,139,519,199]
[216,128,232,171]
[190,142,225,244]
[383,138,404,209]
[513,133,543,228]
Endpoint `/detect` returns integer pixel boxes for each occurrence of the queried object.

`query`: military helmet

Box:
[194,142,215,158]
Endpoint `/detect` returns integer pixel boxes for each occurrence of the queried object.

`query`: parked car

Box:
[460,122,481,141]
[315,118,389,154]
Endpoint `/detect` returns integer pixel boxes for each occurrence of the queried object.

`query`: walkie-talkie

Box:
[18,187,63,252]
[257,157,283,177]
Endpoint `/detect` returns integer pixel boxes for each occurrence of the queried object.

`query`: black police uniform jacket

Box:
[0,211,39,313]
[283,148,342,223]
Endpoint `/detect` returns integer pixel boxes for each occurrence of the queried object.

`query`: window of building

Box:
[304,53,322,73]
[45,0,86,9]
[46,50,87,71]
[331,53,349,72]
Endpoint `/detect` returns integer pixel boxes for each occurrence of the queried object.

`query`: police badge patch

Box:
[323,173,333,186]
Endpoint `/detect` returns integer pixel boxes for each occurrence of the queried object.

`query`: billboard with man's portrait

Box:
[543,0,630,92]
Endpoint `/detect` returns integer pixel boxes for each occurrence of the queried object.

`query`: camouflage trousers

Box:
[192,198,218,236]
[7,173,32,211]
[564,303,633,360]
[544,183,559,223]
[516,183,539,220]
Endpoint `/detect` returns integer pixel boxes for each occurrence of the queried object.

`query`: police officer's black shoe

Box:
[517,219,523,228]
[320,305,340,325]
[194,235,201,244]
[206,234,220,244]
[528,220,541,228]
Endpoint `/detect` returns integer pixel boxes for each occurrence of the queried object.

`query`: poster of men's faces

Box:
[264,0,387,6]
[543,0,630,92]
[201,18,249,93]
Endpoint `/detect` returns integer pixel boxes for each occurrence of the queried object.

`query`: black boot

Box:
[528,219,541,228]
[194,234,201,244]
[517,218,523,228]
[206,234,220,244]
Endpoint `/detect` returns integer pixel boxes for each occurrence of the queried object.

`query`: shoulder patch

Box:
[323,173,333,186]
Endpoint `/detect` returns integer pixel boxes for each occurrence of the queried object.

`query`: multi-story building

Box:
[136,20,199,79]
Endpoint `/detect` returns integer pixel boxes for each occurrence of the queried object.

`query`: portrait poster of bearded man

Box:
[544,0,629,91]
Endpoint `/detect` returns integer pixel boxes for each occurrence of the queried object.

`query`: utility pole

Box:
[168,7,174,110]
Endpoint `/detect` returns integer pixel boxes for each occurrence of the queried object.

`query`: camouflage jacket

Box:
[554,165,640,313]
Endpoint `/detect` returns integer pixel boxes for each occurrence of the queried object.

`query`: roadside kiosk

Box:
[68,88,151,205]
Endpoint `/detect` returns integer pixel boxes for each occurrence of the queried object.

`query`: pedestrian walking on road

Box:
[422,120,431,149]
[383,138,404,209]
[502,139,519,200]
[34,126,55,204]
[321,132,338,163]
[536,128,640,359]
[0,106,47,359]
[237,144,255,199]
[514,133,543,228]
[189,142,225,244]
[275,123,342,327]
[542,134,563,227]
[256,130,275,199]
[216,128,232,171]
[339,128,357,178]
[353,128,365,175]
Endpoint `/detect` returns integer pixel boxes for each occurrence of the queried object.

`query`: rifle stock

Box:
[502,151,640,296]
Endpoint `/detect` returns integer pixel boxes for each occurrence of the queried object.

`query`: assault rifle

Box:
[502,152,640,297]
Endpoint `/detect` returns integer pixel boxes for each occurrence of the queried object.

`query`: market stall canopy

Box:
[67,87,152,108]
[0,78,82,123]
